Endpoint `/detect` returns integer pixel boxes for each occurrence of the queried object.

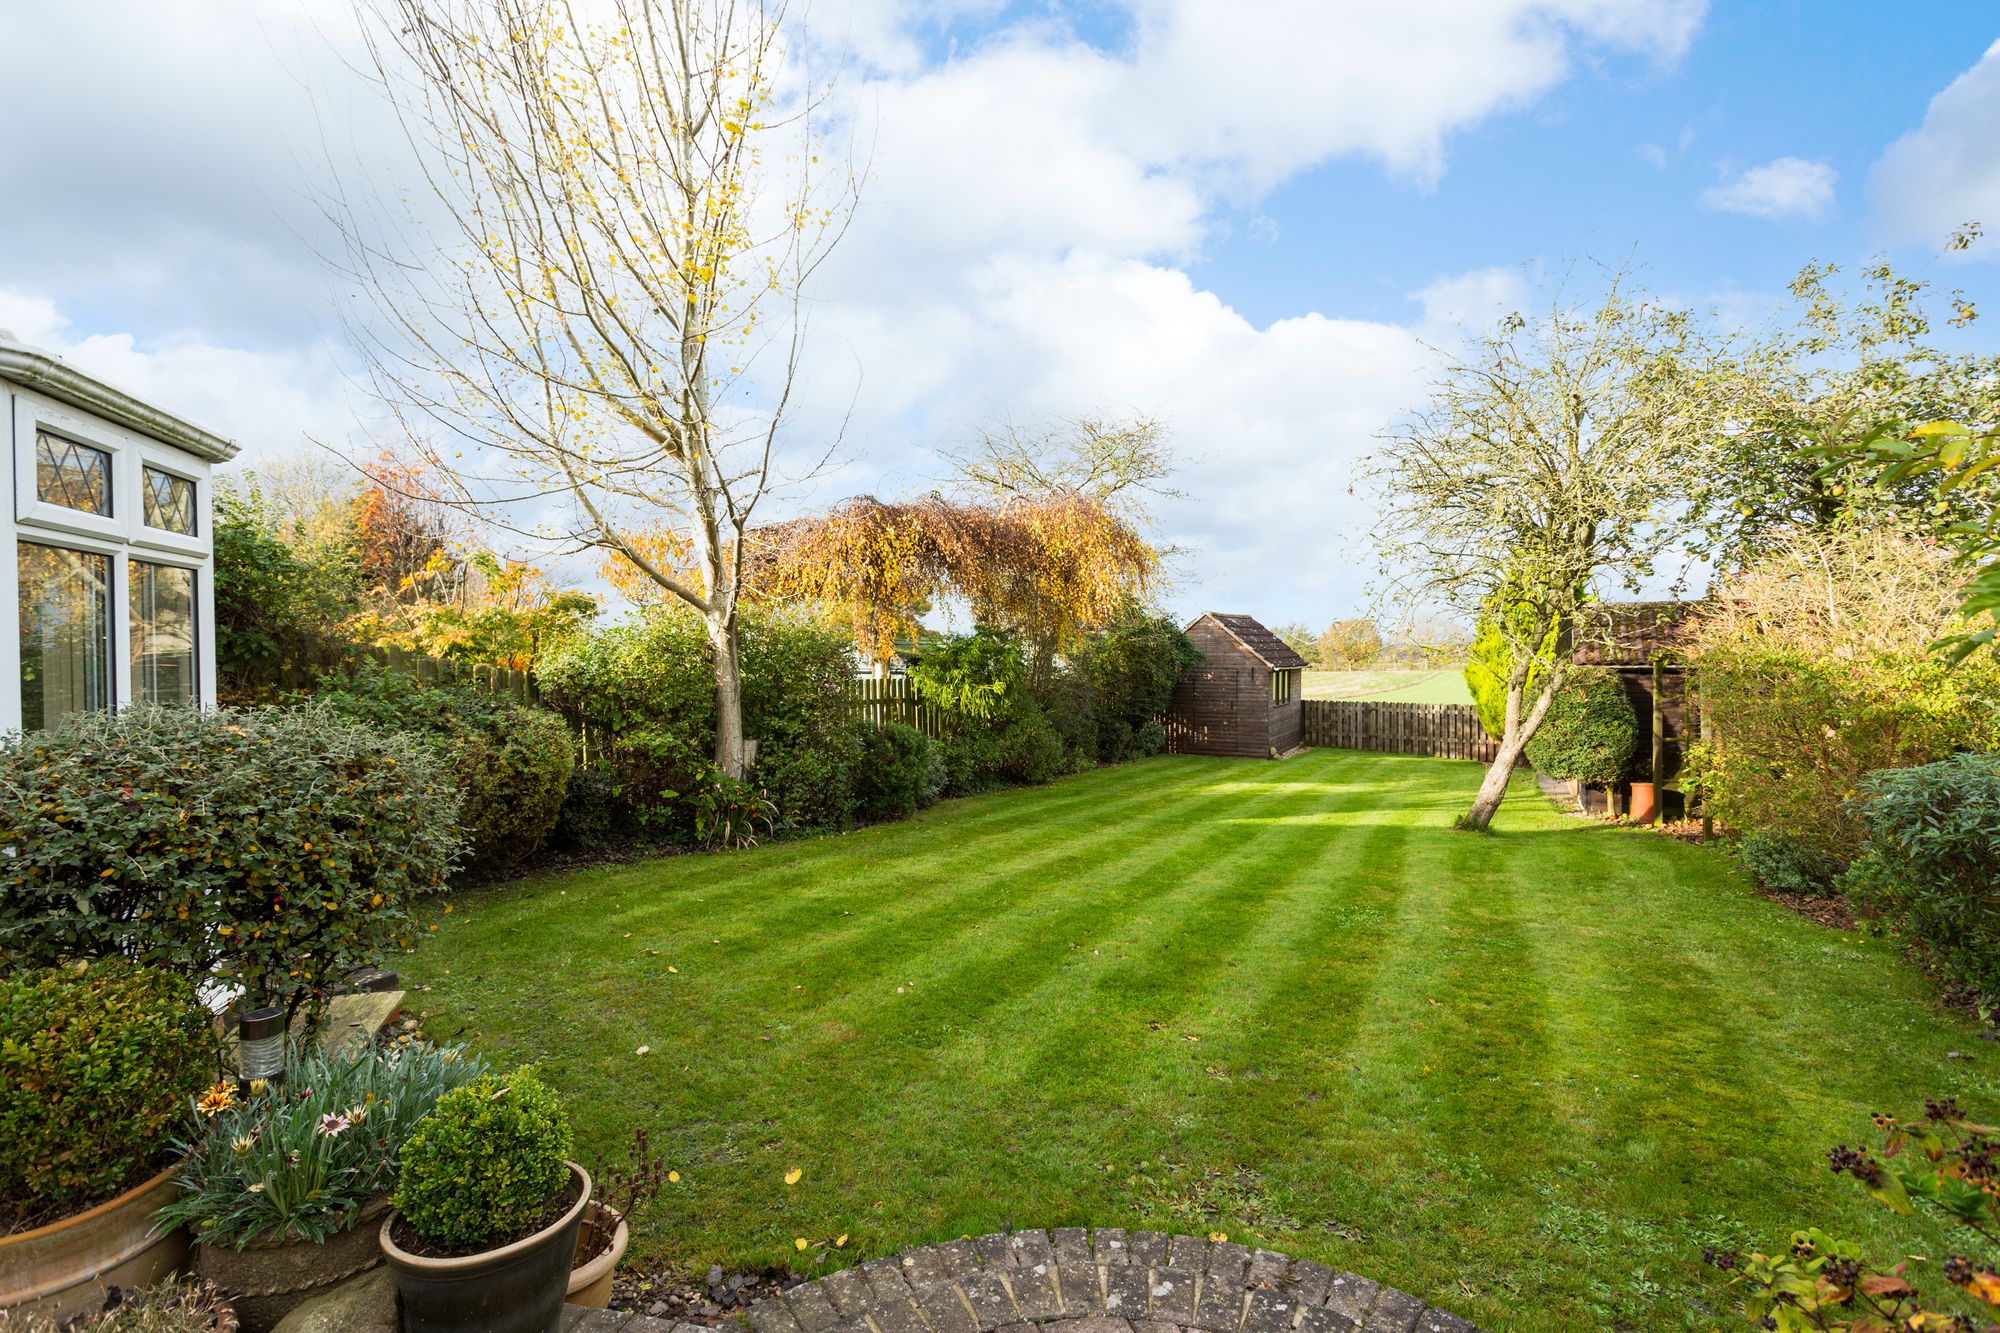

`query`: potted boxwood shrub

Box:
[155,1041,487,1332]
[0,961,219,1323]
[380,1067,589,1333]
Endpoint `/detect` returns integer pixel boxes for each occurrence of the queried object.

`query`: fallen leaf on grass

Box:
[795,1237,808,1251]
[636,1045,651,1056]
[785,1168,803,1185]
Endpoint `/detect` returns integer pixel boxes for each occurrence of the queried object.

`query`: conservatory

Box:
[1,331,238,735]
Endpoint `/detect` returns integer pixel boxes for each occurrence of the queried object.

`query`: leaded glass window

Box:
[35,431,112,516]
[142,466,196,535]
[19,542,112,729]
[131,561,196,707]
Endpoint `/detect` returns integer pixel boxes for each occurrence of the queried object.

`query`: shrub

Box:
[550,765,620,851]
[1074,605,1200,762]
[393,1066,574,1252]
[1737,830,1847,898]
[1685,525,2000,864]
[538,607,863,837]
[1844,752,2000,1000]
[1136,718,1168,756]
[1,961,218,1222]
[1524,666,1637,786]
[910,627,1064,794]
[853,724,946,821]
[998,704,1066,785]
[158,1040,488,1247]
[212,481,361,700]
[317,667,575,878]
[1709,1098,2000,1330]
[1464,597,1558,740]
[0,704,461,1021]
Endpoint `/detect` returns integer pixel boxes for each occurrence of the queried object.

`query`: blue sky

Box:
[1,1,1996,634]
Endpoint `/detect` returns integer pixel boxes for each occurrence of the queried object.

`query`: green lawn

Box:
[1304,670,1474,704]
[408,750,1997,1331]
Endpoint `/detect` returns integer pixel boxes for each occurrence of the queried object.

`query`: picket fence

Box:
[843,675,946,739]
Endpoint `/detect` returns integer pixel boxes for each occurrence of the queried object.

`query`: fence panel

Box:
[842,676,945,740]
[1301,700,1513,764]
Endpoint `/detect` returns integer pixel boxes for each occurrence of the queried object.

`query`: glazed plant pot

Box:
[195,1197,389,1333]
[380,1162,590,1333]
[0,1166,189,1322]
[565,1200,629,1310]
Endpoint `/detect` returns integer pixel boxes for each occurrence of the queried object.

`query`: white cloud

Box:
[1111,0,1706,190]
[1870,39,2000,259]
[0,0,1715,626]
[1410,266,1531,333]
[1699,156,1838,221]
[0,289,360,470]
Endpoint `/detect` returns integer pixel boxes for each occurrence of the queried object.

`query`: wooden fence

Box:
[1300,700,1509,763]
[371,645,540,703]
[844,675,946,739]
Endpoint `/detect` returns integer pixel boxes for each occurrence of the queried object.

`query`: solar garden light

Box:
[236,1005,287,1093]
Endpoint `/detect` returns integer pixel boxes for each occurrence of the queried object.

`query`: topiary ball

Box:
[391,1065,574,1252]
[0,960,217,1216]
[1525,666,1639,786]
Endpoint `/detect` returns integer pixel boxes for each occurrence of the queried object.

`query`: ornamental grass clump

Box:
[392,1066,574,1253]
[0,703,463,1024]
[157,1040,488,1248]
[0,960,218,1229]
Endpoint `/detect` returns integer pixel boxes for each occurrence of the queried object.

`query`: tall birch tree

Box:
[343,0,854,778]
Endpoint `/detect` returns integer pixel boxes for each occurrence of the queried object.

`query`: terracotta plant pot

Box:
[1628,780,1658,824]
[0,1165,189,1322]
[380,1162,591,1333]
[196,1197,389,1333]
[566,1201,629,1310]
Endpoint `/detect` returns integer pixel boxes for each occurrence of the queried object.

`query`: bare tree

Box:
[949,416,1180,520]
[1371,273,1722,831]
[339,0,856,778]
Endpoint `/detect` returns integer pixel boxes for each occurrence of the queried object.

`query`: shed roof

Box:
[0,332,241,463]
[1193,612,1311,670]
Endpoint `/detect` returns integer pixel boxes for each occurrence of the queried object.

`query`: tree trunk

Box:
[710,616,748,781]
[1460,734,1528,831]
[1458,667,1559,831]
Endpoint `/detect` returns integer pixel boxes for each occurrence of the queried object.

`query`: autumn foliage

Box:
[752,493,1159,670]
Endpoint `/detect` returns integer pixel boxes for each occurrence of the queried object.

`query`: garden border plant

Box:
[0,703,463,1026]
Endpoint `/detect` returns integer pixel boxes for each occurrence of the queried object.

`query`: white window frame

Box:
[6,386,218,734]
[13,396,127,544]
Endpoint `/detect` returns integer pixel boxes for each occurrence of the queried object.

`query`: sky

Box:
[2,1,1997,634]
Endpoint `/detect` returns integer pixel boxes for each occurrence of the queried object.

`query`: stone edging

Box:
[732,1228,1485,1333]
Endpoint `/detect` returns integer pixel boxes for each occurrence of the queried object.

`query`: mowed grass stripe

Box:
[409,749,2000,1333]
[475,755,1246,956]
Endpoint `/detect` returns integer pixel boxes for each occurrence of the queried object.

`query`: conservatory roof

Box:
[0,331,241,463]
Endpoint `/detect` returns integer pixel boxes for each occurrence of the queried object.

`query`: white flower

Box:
[317,1113,351,1137]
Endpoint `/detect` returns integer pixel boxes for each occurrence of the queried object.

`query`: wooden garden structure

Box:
[1161,613,1309,758]
[1571,601,1697,821]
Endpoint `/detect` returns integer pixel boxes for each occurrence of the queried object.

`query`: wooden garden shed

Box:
[1161,612,1309,758]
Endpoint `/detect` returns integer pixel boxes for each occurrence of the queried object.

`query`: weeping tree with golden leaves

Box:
[342,0,854,779]
[755,492,1159,679]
